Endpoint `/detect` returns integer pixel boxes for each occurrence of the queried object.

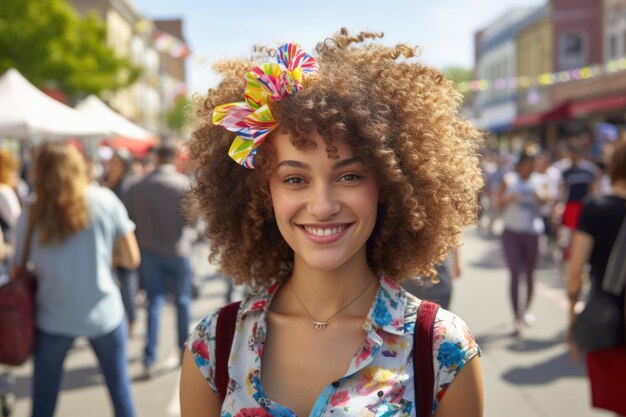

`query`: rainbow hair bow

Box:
[212,43,320,168]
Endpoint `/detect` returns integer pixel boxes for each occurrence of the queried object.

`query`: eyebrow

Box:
[276,157,362,170]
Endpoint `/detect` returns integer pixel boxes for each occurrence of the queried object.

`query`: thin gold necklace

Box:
[288,278,376,331]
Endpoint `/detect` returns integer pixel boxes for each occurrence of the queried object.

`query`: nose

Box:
[307,183,341,219]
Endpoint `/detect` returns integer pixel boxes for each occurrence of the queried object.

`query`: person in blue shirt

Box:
[13,143,140,417]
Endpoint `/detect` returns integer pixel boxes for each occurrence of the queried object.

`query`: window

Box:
[611,35,618,59]
[559,32,587,70]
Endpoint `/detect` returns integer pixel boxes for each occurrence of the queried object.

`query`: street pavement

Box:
[5,228,613,416]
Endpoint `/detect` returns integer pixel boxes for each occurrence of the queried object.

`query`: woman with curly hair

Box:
[181,29,484,417]
[12,143,140,417]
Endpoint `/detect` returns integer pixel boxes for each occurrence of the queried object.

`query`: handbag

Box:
[571,203,626,352]
[586,345,626,415]
[0,213,37,366]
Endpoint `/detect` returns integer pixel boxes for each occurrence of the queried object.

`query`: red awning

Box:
[507,94,626,130]
[512,101,574,128]
[570,95,626,117]
[102,136,156,158]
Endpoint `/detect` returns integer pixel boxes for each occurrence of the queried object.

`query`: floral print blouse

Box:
[186,276,480,417]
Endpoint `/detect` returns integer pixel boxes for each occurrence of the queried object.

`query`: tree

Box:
[166,97,191,135]
[442,66,473,105]
[0,0,141,102]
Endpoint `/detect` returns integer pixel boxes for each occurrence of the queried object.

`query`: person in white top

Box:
[499,151,550,336]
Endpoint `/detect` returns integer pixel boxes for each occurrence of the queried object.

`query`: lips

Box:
[303,225,348,237]
[299,223,353,244]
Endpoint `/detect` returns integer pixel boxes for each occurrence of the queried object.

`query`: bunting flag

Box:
[457,58,626,93]
[134,19,191,59]
[153,29,191,59]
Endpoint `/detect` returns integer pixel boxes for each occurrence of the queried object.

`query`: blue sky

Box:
[132,0,545,96]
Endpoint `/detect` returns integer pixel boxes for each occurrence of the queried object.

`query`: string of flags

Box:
[135,19,191,59]
[153,30,190,59]
[458,58,626,93]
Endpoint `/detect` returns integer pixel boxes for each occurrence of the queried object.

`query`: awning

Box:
[512,101,573,128]
[102,136,155,158]
[510,95,626,128]
[570,95,626,117]
[0,68,111,139]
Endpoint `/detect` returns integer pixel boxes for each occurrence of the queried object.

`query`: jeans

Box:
[117,266,138,326]
[140,249,192,366]
[31,322,135,417]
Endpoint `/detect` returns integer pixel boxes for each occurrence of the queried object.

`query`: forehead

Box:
[271,131,354,161]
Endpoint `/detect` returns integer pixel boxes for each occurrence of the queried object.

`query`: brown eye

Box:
[339,174,362,182]
[284,176,305,185]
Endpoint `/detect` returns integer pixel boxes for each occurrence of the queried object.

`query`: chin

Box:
[296,251,356,273]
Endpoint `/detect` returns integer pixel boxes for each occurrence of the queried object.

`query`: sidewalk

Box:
[454,227,612,417]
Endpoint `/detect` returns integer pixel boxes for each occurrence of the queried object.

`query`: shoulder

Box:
[432,307,480,366]
[188,306,222,352]
[403,291,479,353]
[185,286,273,390]
[87,184,125,209]
[581,194,618,212]
[188,283,276,348]
[403,292,481,409]
[87,183,117,201]
[405,293,479,358]
[431,307,481,410]
[185,306,223,392]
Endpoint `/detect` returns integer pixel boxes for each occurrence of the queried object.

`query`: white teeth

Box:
[304,225,346,237]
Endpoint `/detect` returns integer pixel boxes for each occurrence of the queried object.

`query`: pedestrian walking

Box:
[566,139,626,416]
[180,30,484,417]
[499,150,550,336]
[12,143,139,417]
[126,144,194,378]
[555,142,598,261]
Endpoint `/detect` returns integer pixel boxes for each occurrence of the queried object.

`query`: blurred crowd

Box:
[478,131,623,336]
[0,141,209,417]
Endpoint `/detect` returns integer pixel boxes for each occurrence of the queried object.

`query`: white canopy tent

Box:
[0,68,110,140]
[75,95,155,140]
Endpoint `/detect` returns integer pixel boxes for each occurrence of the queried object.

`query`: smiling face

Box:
[269,131,380,273]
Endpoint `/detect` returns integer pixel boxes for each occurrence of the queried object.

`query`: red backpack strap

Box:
[215,301,241,401]
[414,300,440,417]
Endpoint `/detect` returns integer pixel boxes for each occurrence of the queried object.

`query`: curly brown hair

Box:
[187,29,484,287]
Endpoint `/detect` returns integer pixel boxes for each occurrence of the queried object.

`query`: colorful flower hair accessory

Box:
[212,43,319,168]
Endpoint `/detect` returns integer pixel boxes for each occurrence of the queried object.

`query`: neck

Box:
[287,248,378,320]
